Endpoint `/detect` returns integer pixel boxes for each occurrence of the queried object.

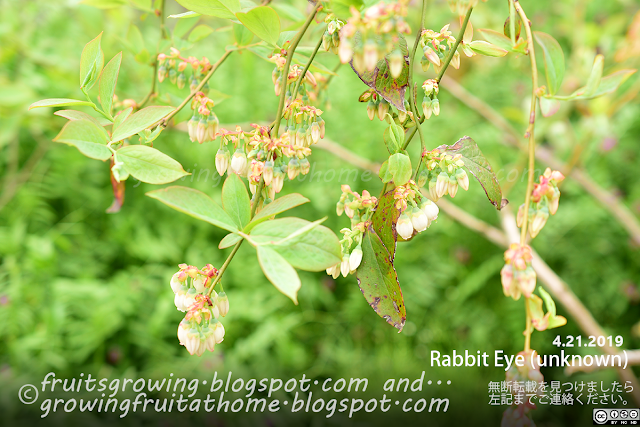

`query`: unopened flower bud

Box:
[516,205,525,228]
[429,179,439,201]
[158,65,167,83]
[177,320,189,345]
[397,213,414,240]
[272,168,285,193]
[349,245,363,270]
[423,46,441,66]
[417,169,428,187]
[422,97,433,119]
[340,255,350,277]
[196,117,207,143]
[216,292,229,317]
[171,272,185,293]
[364,40,378,71]
[389,50,404,79]
[310,121,321,143]
[420,199,439,221]
[317,117,325,139]
[410,207,429,232]
[231,150,247,175]
[353,52,365,73]
[519,267,537,298]
[177,72,186,89]
[436,172,449,198]
[432,98,440,116]
[455,168,469,191]
[378,99,389,121]
[203,328,216,352]
[300,158,310,175]
[184,329,201,355]
[207,113,219,141]
[501,264,515,298]
[215,148,230,176]
[323,32,332,51]
[187,115,198,142]
[190,76,198,92]
[169,68,177,85]
[530,210,549,238]
[263,160,274,186]
[448,176,458,198]
[338,38,353,63]
[451,50,461,70]
[367,100,376,121]
[201,82,209,96]
[288,158,300,180]
[212,319,225,343]
[193,276,206,293]
[548,194,560,215]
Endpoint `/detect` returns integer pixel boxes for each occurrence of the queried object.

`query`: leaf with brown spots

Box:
[371,190,401,261]
[356,225,406,332]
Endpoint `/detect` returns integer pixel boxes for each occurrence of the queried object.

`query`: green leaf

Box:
[53,119,112,160]
[113,107,133,130]
[538,287,567,329]
[257,246,301,304]
[111,106,174,142]
[571,69,636,100]
[146,186,238,232]
[175,0,240,20]
[222,173,251,229]
[98,52,122,117]
[437,136,508,210]
[468,40,508,57]
[271,3,305,22]
[356,226,406,331]
[188,25,214,43]
[380,153,411,186]
[80,33,104,90]
[371,190,401,261]
[173,16,199,40]
[236,6,281,46]
[583,54,604,98]
[246,193,310,231]
[168,11,201,18]
[233,23,254,46]
[250,218,342,272]
[219,232,242,249]
[125,25,145,55]
[29,98,94,110]
[539,96,560,117]
[330,0,363,18]
[117,145,188,184]
[383,120,404,153]
[54,110,112,128]
[533,32,565,96]
[81,0,127,8]
[478,29,513,52]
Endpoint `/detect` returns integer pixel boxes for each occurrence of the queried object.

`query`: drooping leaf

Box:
[53,119,112,160]
[80,33,104,90]
[236,6,281,46]
[533,32,565,96]
[117,145,188,184]
[257,246,301,304]
[219,232,242,249]
[539,96,560,117]
[174,0,240,20]
[54,110,112,129]
[188,25,215,43]
[379,153,411,186]
[371,190,401,261]
[111,106,174,142]
[570,69,636,100]
[29,98,95,110]
[356,226,406,331]
[538,287,567,329]
[478,29,513,52]
[351,34,409,110]
[250,218,342,272]
[468,40,508,57]
[98,52,122,117]
[113,107,133,131]
[383,120,404,153]
[146,186,238,232]
[222,173,251,229]
[246,193,310,231]
[437,136,508,210]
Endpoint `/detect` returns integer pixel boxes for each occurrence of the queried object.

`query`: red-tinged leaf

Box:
[106,157,125,213]
[371,190,401,261]
[356,225,406,331]
[539,96,560,117]
[437,136,508,210]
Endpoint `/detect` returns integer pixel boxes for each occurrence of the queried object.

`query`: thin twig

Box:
[139,0,167,108]
[291,34,325,101]
[408,0,428,152]
[435,6,473,83]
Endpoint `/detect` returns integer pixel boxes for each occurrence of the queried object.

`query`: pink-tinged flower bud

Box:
[274,78,281,96]
[216,292,229,317]
[272,67,279,85]
[349,245,363,270]
[195,338,206,356]
[212,319,225,343]
[177,72,186,89]
[184,329,201,355]
[550,170,565,183]
[410,207,429,232]
[367,100,376,121]
[389,50,404,80]
[378,99,389,121]
[344,204,355,218]
[548,193,560,215]
[195,117,206,144]
[451,50,461,70]
[432,98,440,116]
[288,157,300,180]
[340,255,350,277]
[436,172,449,198]
[230,150,247,175]
[448,177,459,198]
[397,213,414,240]
[317,117,325,139]
[398,108,407,123]
[364,40,378,71]
[183,288,198,310]
[158,65,167,83]
[193,276,206,293]
[423,46,441,67]
[519,267,537,298]
[422,97,433,120]
[177,320,189,345]
[300,158,310,175]
[338,38,353,63]
[295,128,305,147]
[272,168,285,193]
[516,204,525,228]
[500,264,514,297]
[455,168,469,191]
[310,122,320,143]
[420,199,439,221]
[428,179,439,201]
[203,328,216,352]
[336,202,345,216]
[263,160,274,186]
[215,148,230,176]
[530,210,549,238]
[207,113,219,141]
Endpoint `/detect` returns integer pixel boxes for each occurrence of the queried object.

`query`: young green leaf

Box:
[222,173,251,229]
[245,193,310,232]
[236,6,281,46]
[188,25,214,43]
[533,32,565,96]
[29,98,95,110]
[112,107,133,131]
[53,119,112,160]
[80,33,104,90]
[250,218,342,272]
[111,106,174,142]
[383,119,404,153]
[538,287,567,329]
[468,40,508,57]
[219,232,242,249]
[356,226,406,332]
[330,0,364,19]
[173,16,199,40]
[116,145,188,184]
[570,69,636,100]
[583,54,604,98]
[54,110,112,129]
[146,186,238,232]
[539,96,560,117]
[233,23,254,46]
[380,153,412,186]
[478,29,513,52]
[257,246,301,304]
[371,190,401,260]
[437,136,508,210]
[168,11,201,18]
[98,52,122,117]
[175,0,240,20]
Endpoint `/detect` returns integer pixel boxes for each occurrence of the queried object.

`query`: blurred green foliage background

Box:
[0,0,639,425]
